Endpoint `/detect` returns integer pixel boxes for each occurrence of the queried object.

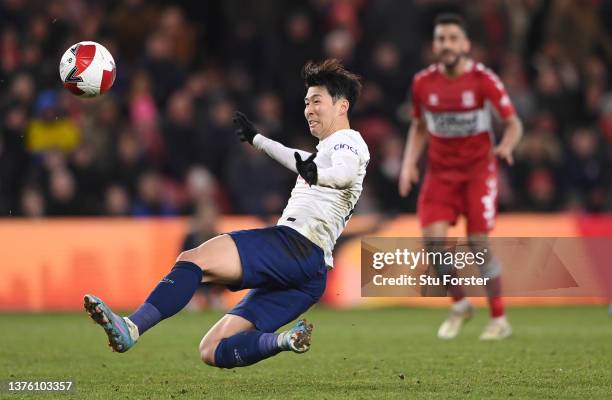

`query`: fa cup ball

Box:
[59,41,116,97]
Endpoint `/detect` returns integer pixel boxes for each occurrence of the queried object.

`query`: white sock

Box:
[123,317,140,341]
[492,315,507,324]
[451,298,471,313]
[276,331,289,351]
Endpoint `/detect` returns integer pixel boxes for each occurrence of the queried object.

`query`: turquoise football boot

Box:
[84,294,136,353]
[279,319,314,353]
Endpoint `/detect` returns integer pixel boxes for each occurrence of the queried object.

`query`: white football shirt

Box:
[254,129,369,267]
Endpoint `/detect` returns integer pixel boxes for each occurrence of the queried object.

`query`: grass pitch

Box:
[1,306,611,399]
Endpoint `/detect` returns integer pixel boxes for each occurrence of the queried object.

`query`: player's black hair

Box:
[302,59,362,114]
[434,13,468,35]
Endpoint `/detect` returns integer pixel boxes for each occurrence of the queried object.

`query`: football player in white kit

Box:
[84,59,370,369]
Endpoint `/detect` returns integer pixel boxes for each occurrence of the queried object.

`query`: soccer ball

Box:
[59,41,116,97]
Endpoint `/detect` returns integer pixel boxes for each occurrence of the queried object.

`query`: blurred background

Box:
[1,0,612,310]
[2,0,612,219]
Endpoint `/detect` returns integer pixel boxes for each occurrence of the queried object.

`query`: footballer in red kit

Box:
[412,57,515,232]
[399,13,523,340]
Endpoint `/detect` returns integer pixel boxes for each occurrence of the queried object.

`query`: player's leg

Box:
[465,161,511,340]
[422,220,474,339]
[418,172,467,298]
[467,233,503,316]
[148,224,322,369]
[418,173,472,339]
[198,285,322,369]
[84,234,242,352]
[196,225,327,368]
[198,314,255,365]
[422,221,466,299]
[467,233,511,340]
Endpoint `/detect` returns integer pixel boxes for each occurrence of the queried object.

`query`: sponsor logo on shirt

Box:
[333,143,358,155]
[424,109,490,137]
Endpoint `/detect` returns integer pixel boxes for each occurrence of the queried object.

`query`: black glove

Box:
[232,111,258,144]
[294,152,318,186]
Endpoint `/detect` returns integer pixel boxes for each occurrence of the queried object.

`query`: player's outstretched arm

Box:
[398,117,428,197]
[254,135,311,174]
[233,111,310,173]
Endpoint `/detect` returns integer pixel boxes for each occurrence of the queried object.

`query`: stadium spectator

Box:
[162,90,199,180]
[111,129,151,197]
[46,167,83,216]
[26,90,81,154]
[19,186,45,218]
[564,127,608,211]
[128,70,164,164]
[104,184,131,216]
[130,170,176,217]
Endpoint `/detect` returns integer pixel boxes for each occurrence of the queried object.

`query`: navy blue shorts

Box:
[226,225,327,332]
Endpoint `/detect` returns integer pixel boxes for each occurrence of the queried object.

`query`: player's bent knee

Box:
[199,337,219,367]
[176,248,198,263]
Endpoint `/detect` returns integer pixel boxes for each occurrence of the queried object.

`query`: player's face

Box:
[433,24,470,69]
[304,86,347,139]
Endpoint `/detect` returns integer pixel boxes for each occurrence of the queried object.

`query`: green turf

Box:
[1,306,611,399]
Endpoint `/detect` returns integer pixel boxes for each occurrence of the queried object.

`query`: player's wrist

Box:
[252,133,266,149]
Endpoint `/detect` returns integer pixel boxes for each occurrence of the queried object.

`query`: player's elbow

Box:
[322,174,354,189]
[506,115,523,135]
[334,174,355,189]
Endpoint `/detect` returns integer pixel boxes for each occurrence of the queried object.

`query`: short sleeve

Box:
[480,69,515,119]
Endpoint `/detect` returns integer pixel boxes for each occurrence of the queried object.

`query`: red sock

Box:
[488,296,505,318]
[486,277,504,317]
[449,285,465,302]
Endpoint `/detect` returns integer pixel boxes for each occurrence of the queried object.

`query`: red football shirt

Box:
[411,61,515,176]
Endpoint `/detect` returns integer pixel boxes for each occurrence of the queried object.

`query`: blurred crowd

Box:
[1,0,612,219]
